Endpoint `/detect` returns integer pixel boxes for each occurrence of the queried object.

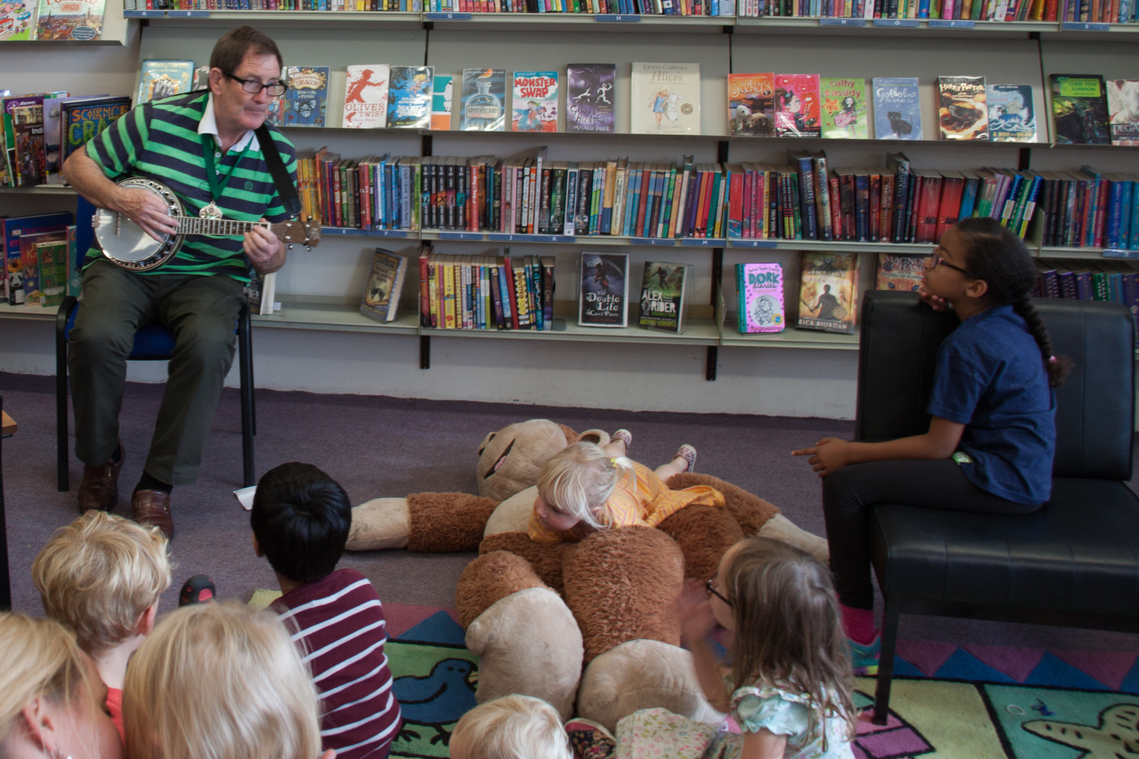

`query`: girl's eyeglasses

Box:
[928,253,968,275]
[705,578,732,607]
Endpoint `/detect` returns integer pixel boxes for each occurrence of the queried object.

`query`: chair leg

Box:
[873,596,902,725]
[248,316,256,437]
[56,306,71,493]
[238,306,255,488]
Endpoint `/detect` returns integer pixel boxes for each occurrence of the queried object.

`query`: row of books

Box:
[0,92,132,188]
[1035,171,1139,250]
[738,0,1138,21]
[1035,259,1139,342]
[0,0,106,41]
[128,0,731,12]
[1,212,77,306]
[296,147,1047,245]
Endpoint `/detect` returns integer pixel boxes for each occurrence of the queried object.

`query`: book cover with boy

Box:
[387,66,433,129]
[343,64,390,129]
[1050,74,1110,145]
[566,64,616,134]
[512,71,558,132]
[460,68,505,132]
[284,66,329,128]
[873,77,922,140]
[630,62,701,136]
[798,251,858,334]
[638,261,690,333]
[1107,79,1139,146]
[820,77,869,139]
[774,74,821,138]
[579,252,629,328]
[728,72,775,138]
[736,262,785,334]
[875,252,924,293]
[986,84,1036,142]
[938,75,988,140]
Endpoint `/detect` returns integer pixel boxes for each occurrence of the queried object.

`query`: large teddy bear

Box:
[347,420,828,730]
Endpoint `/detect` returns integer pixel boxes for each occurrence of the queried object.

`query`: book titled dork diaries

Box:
[566,64,615,134]
[736,262,784,334]
[638,261,690,333]
[579,252,629,328]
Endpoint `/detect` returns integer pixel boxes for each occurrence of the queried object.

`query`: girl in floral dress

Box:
[568,537,856,759]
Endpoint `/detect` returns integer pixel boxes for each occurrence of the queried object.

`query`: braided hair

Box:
[955,217,1071,387]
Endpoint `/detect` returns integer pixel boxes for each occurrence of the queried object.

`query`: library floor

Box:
[2,369,1137,653]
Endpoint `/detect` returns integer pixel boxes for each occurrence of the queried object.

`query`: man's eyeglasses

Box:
[225,73,288,97]
[928,253,969,275]
[705,578,731,607]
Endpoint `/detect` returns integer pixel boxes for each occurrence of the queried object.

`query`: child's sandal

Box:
[611,429,633,453]
[565,719,617,759]
[676,444,697,473]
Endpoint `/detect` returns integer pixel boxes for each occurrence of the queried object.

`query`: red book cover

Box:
[936,172,965,241]
[869,174,881,242]
[838,172,856,241]
[502,255,520,329]
[742,168,754,238]
[729,168,744,238]
[880,174,895,242]
[635,166,652,237]
[915,170,944,243]
[332,160,343,228]
[418,247,431,327]
[755,169,767,238]
[829,175,843,241]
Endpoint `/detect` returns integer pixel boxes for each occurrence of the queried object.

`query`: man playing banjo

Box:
[61,26,297,538]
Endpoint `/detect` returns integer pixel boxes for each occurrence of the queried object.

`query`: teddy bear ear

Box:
[478,432,496,456]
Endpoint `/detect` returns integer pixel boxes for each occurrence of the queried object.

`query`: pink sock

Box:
[841,605,878,645]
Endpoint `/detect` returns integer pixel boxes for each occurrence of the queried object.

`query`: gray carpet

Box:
[2,370,1136,652]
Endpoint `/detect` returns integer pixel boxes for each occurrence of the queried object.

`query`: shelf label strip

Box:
[425,11,472,18]
[594,12,641,19]
[1103,248,1139,259]
[928,18,974,26]
[631,237,676,246]
[819,17,867,25]
[730,239,778,248]
[438,232,484,240]
[1060,20,1109,29]
[872,17,920,25]
[486,233,576,242]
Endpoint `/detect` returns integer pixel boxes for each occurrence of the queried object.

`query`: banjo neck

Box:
[175,215,276,237]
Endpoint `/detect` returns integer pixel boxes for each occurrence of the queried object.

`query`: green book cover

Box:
[36,238,68,307]
[820,78,870,139]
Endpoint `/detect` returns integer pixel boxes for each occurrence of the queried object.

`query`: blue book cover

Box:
[459,69,505,132]
[1107,180,1125,249]
[1119,180,1133,249]
[283,66,329,128]
[987,84,1036,143]
[873,77,922,140]
[959,173,979,219]
[1131,184,1139,250]
[387,66,434,130]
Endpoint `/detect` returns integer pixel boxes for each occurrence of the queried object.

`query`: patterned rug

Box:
[380,604,1139,759]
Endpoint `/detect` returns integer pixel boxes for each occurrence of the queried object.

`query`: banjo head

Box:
[95,178,185,271]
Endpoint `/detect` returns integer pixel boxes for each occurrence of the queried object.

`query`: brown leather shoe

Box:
[132,489,174,540]
[78,447,124,513]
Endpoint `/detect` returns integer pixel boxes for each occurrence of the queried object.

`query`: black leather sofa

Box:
[855,291,1139,724]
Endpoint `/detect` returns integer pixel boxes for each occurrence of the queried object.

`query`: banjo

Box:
[94,177,321,272]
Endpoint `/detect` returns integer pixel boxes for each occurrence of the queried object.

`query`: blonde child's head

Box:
[0,613,121,758]
[535,442,634,531]
[122,601,322,759]
[32,511,172,655]
[449,694,572,759]
[717,537,855,746]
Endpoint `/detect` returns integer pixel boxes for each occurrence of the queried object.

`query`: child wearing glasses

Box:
[528,432,725,546]
[792,217,1067,674]
[566,537,857,759]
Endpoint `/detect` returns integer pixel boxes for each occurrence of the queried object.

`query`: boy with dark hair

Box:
[252,462,402,759]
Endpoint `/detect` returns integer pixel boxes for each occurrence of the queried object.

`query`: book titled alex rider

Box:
[566,64,616,134]
[284,66,329,128]
[987,84,1036,143]
[360,248,409,323]
[798,251,859,334]
[873,77,922,141]
[1050,74,1110,145]
[579,252,629,328]
[736,262,784,334]
[938,75,988,140]
[728,73,774,138]
[387,66,433,129]
[638,261,690,333]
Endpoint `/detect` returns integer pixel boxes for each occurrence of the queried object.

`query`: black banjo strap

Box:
[255,123,301,219]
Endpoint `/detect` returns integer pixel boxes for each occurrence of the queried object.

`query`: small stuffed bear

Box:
[347,420,828,729]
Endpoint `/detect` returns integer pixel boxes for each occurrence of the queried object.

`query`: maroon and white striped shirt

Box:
[274,569,402,758]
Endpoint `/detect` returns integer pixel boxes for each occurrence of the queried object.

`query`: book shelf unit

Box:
[3,11,1136,412]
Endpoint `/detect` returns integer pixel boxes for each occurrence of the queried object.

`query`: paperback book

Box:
[773,74,821,138]
[820,77,869,139]
[3,211,71,305]
[343,64,390,129]
[0,0,36,40]
[191,66,209,91]
[938,75,989,140]
[566,64,616,134]
[36,237,68,307]
[512,71,558,132]
[736,262,785,334]
[283,66,329,128]
[798,251,859,334]
[873,77,922,140]
[1050,74,1110,145]
[137,60,194,104]
[630,62,701,136]
[360,247,408,323]
[34,0,104,40]
[387,66,433,129]
[579,252,629,328]
[460,69,505,132]
[11,104,45,187]
[1107,79,1139,146]
[986,84,1036,142]
[431,75,453,130]
[728,73,775,138]
[875,253,924,293]
[638,261,690,333]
